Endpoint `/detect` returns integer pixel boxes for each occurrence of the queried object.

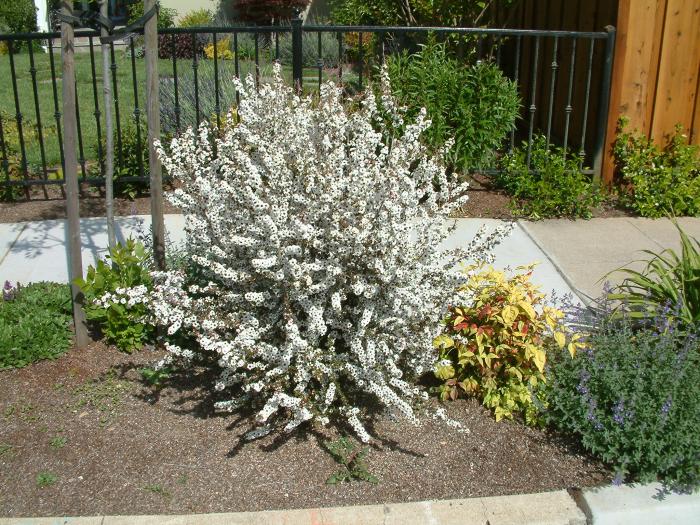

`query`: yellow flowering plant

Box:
[434,264,582,424]
[204,37,234,60]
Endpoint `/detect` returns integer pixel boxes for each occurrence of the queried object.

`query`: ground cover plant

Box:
[614,118,700,218]
[434,264,581,424]
[387,41,520,172]
[495,136,602,219]
[544,303,700,492]
[126,64,512,443]
[0,281,72,369]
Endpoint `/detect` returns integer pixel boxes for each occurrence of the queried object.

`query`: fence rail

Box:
[0,22,614,198]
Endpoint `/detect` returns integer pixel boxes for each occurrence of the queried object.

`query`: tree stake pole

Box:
[144,0,165,269]
[61,0,89,347]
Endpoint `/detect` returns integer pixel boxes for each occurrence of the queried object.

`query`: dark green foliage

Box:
[327,0,515,27]
[75,239,153,353]
[544,310,700,492]
[0,282,72,369]
[387,42,520,172]
[127,1,176,30]
[613,118,700,218]
[0,0,37,35]
[496,136,602,219]
[324,436,379,484]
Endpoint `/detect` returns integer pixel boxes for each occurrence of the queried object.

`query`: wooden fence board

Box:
[650,0,700,140]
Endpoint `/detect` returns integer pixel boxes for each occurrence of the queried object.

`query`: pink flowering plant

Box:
[139,64,510,442]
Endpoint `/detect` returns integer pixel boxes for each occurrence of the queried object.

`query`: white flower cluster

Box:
[94,285,151,316]
[149,64,508,442]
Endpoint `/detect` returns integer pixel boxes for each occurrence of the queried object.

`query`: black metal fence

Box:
[0,22,614,199]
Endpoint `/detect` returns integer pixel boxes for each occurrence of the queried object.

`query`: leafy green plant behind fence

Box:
[495,135,602,219]
[614,118,700,218]
[386,41,520,173]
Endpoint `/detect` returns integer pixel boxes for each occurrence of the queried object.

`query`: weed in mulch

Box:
[139,366,173,389]
[0,444,13,457]
[70,370,131,427]
[324,436,379,485]
[49,436,67,449]
[143,484,171,499]
[36,472,57,487]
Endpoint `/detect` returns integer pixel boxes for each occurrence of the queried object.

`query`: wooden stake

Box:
[144,0,165,269]
[101,0,115,250]
[61,0,89,347]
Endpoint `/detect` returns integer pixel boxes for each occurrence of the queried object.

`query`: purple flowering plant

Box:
[542,298,700,492]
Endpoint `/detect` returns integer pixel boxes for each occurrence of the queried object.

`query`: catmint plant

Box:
[143,64,510,442]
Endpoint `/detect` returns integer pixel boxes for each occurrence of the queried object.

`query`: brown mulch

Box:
[0,174,633,224]
[0,343,611,517]
[0,185,180,224]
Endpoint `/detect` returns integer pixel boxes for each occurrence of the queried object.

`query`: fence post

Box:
[592,25,616,184]
[291,10,303,93]
[60,0,89,348]
[101,0,115,250]
[144,0,166,270]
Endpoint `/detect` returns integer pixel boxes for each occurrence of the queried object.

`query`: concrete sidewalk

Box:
[519,217,700,300]
[2,484,699,524]
[2,214,699,303]
[0,217,576,300]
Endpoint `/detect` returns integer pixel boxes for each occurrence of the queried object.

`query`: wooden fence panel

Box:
[650,0,700,141]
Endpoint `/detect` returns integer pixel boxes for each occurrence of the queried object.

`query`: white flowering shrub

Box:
[148,64,510,441]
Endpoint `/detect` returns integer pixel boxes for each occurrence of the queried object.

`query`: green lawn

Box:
[0,47,354,178]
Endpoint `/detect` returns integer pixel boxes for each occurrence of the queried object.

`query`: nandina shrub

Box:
[146,64,511,441]
[434,264,580,424]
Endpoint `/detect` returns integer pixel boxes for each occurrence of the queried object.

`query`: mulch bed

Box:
[0,174,633,224]
[0,343,610,517]
[0,185,180,224]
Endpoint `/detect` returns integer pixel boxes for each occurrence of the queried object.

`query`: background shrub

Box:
[386,41,520,172]
[434,264,577,424]
[75,239,153,353]
[178,8,213,27]
[0,281,72,369]
[495,135,602,219]
[0,0,37,35]
[544,308,700,492]
[128,1,176,30]
[614,118,700,218]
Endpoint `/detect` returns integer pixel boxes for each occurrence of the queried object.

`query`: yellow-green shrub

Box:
[204,38,234,60]
[434,264,581,424]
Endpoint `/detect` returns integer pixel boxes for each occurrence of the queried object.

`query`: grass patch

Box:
[0,282,72,369]
[0,48,340,175]
[49,436,67,449]
[36,472,57,487]
[143,483,171,499]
